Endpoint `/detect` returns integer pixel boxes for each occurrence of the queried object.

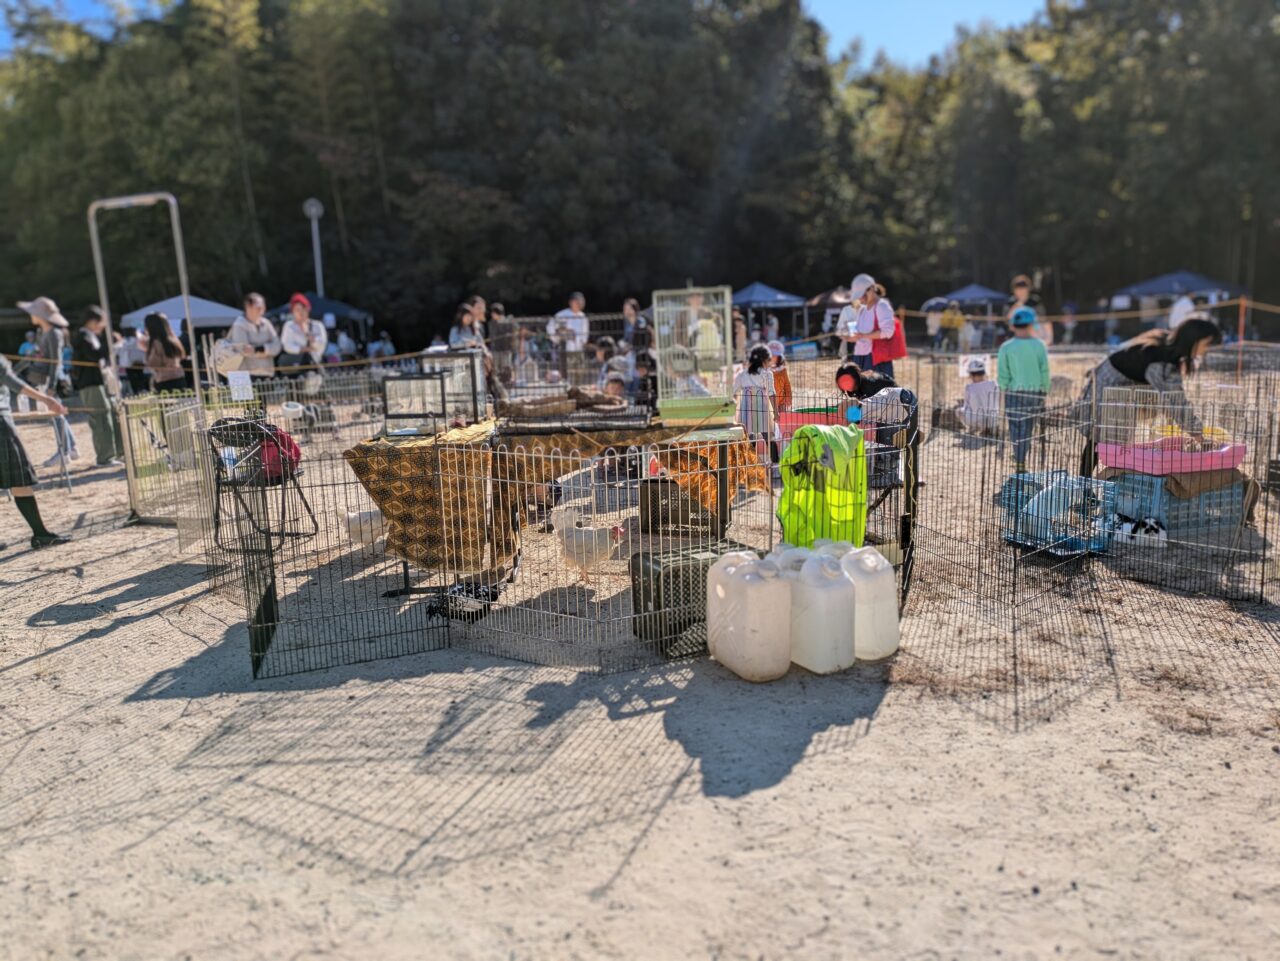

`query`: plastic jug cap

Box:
[755,560,780,579]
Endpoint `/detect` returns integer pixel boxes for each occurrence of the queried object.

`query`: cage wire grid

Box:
[130,340,1280,680]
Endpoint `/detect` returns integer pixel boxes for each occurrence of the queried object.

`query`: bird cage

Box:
[382,351,486,434]
[652,286,734,426]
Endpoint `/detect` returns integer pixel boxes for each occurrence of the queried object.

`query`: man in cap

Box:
[278,293,328,373]
[17,296,81,466]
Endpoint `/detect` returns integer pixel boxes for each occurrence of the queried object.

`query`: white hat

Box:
[849,274,875,301]
[966,358,987,374]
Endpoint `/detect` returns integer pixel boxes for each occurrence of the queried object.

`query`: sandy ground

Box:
[3,405,1280,961]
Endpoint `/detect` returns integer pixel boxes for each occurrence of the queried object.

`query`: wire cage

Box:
[205,395,924,678]
[198,417,454,678]
[652,286,735,425]
[381,351,486,436]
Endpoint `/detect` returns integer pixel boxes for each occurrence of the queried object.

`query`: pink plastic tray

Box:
[1097,436,1246,475]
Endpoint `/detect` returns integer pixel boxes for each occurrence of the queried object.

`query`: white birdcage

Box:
[652,286,734,425]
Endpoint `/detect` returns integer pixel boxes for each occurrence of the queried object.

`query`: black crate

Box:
[638,478,727,537]
[628,541,749,650]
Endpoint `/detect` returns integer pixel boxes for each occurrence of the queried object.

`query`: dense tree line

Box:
[1,0,1276,344]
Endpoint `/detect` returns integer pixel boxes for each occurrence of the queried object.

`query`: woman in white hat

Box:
[18,296,81,467]
[835,274,895,369]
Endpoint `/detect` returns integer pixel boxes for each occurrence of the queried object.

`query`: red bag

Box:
[259,426,301,482]
[872,314,909,364]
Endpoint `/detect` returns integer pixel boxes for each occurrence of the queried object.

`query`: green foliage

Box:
[0,0,1276,342]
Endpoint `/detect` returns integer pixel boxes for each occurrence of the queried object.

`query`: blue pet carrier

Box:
[1110,472,1245,534]
[999,471,1116,556]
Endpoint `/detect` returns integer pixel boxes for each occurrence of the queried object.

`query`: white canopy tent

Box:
[120,295,241,335]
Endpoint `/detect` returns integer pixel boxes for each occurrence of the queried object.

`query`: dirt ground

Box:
[3,405,1280,961]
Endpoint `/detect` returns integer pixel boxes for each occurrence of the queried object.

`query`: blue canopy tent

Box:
[734,282,806,338]
[1114,271,1245,299]
[733,282,806,309]
[939,283,1007,310]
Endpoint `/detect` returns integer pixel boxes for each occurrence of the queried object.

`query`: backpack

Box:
[259,425,302,482]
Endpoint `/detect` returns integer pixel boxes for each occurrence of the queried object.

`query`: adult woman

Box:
[140,312,189,393]
[621,298,641,346]
[1077,319,1222,477]
[72,306,123,466]
[871,299,909,379]
[227,292,281,377]
[834,362,917,443]
[448,302,484,350]
[278,293,328,372]
[837,274,894,370]
[1,352,70,549]
[17,296,81,466]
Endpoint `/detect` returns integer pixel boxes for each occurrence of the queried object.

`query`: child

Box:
[767,341,792,412]
[960,358,1000,435]
[734,344,777,464]
[997,306,1051,473]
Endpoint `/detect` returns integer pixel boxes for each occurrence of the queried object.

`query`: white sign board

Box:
[226,370,254,401]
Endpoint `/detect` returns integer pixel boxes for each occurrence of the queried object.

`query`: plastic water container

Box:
[790,555,856,674]
[706,557,791,682]
[841,547,900,660]
[706,550,761,659]
[815,540,855,560]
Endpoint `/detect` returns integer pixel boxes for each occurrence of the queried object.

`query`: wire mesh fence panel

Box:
[433,432,777,673]
[1089,388,1273,601]
[206,418,451,678]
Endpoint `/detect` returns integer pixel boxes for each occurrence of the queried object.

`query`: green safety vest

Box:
[777,423,867,548]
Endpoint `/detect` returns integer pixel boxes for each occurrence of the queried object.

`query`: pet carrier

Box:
[628,540,751,652]
[999,471,1116,556]
[1110,472,1246,534]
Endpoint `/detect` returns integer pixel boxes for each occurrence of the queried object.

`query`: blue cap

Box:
[1010,306,1038,327]
[846,405,863,424]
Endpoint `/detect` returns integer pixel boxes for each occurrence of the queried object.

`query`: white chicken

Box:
[549,506,625,583]
[339,507,385,549]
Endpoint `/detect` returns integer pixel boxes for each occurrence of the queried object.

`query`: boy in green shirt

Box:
[997,307,1051,472]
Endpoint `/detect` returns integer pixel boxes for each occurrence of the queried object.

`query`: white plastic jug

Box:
[842,547,900,660]
[706,550,761,659]
[707,558,792,682]
[815,540,856,560]
[775,546,813,575]
[791,555,856,674]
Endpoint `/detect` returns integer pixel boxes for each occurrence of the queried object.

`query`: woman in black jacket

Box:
[1077,319,1222,476]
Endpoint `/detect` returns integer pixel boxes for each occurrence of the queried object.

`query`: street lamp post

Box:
[303,197,325,297]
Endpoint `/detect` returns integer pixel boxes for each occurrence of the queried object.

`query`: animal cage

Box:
[205,406,923,678]
[380,351,487,435]
[652,286,735,425]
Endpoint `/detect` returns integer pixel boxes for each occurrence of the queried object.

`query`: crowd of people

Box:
[1,274,1231,553]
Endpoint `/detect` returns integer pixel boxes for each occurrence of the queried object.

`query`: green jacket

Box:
[777,424,867,548]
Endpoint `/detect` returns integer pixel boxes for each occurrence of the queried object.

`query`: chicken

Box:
[549,506,625,583]
[339,507,385,548]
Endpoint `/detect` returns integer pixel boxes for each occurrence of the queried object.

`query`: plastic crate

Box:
[593,481,641,513]
[1111,472,1244,532]
[1097,437,1246,475]
[999,471,1116,555]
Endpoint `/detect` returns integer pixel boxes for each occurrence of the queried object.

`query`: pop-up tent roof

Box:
[733,282,806,309]
[266,292,372,323]
[938,283,1007,306]
[1114,271,1245,299]
[120,295,241,333]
